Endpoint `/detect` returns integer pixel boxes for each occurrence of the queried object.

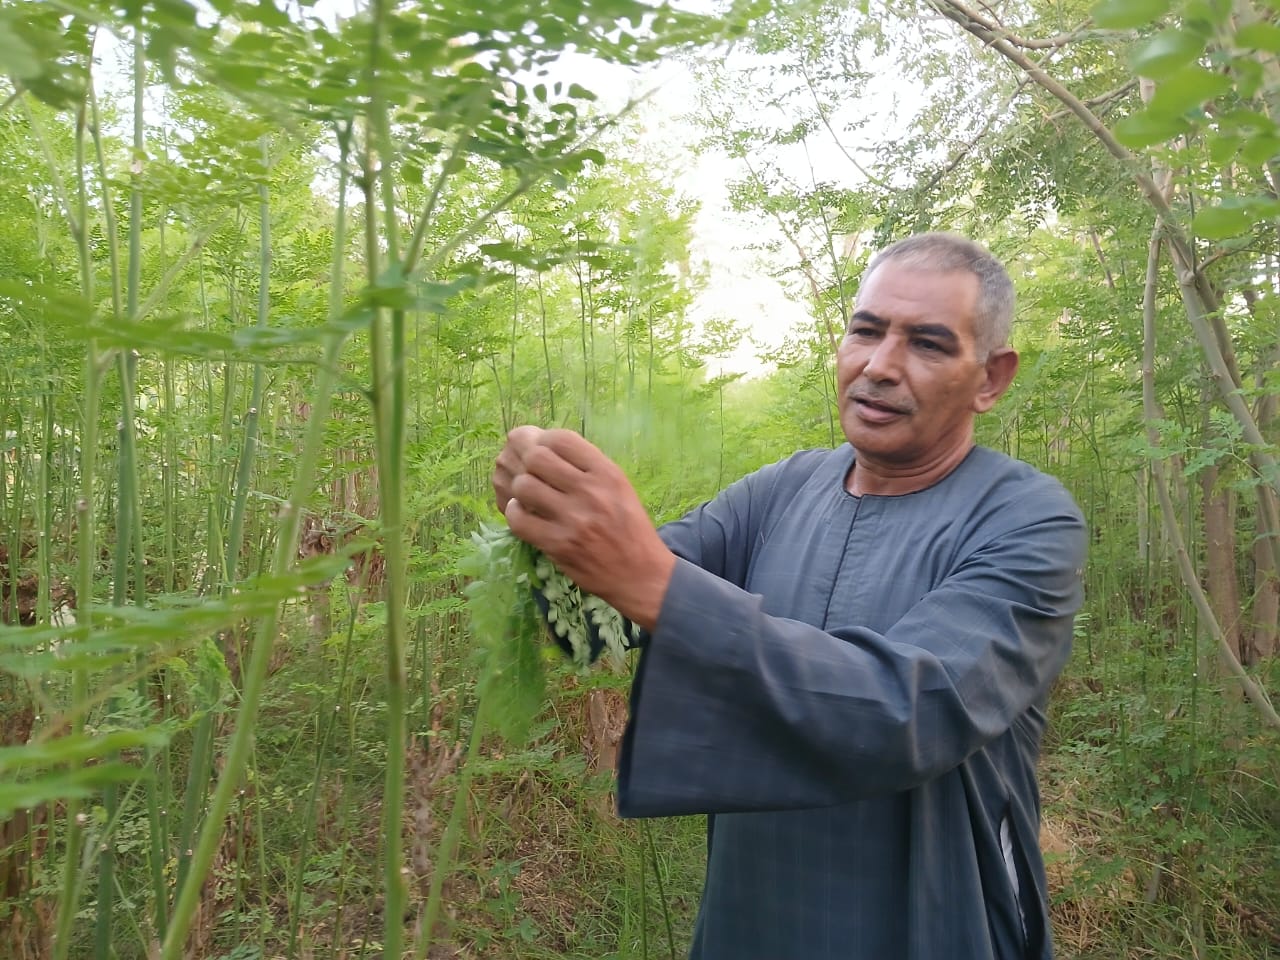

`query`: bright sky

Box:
[99,6,894,378]
[551,52,819,377]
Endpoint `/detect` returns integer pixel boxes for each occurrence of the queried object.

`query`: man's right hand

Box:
[489,426,675,632]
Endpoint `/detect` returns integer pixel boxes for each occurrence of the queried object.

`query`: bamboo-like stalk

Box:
[224,136,273,587]
[123,29,171,945]
[88,27,147,953]
[158,117,355,960]
[53,50,102,960]
[171,147,273,937]
[363,0,412,950]
[537,269,557,421]
[411,707,487,958]
[38,389,54,626]
[284,130,352,960]
[3,400,25,627]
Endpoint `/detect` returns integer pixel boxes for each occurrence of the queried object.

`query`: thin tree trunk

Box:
[1245,286,1280,662]
[535,270,556,422]
[1252,507,1280,663]
[1200,458,1243,663]
[1140,226,1280,729]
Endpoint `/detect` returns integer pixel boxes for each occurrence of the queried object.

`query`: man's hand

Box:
[491,427,675,632]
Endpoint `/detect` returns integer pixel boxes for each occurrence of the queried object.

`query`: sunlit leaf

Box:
[0,729,173,775]
[1206,132,1241,164]
[1239,133,1280,165]
[1213,107,1278,135]
[0,763,158,821]
[1092,0,1170,29]
[1146,65,1231,116]
[0,24,40,77]
[82,317,238,358]
[1130,29,1206,80]
[1231,56,1264,98]
[1112,110,1192,148]
[1234,20,1280,52]
[1192,197,1280,239]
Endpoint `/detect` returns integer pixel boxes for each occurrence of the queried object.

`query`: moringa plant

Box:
[0,0,762,956]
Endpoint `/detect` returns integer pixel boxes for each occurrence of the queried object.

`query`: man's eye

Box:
[913,339,943,352]
[848,327,877,338]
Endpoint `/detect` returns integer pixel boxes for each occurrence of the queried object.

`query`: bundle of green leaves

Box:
[460,524,640,743]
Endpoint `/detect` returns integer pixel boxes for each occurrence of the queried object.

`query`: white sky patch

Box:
[93,5,838,379]
[546,52,817,377]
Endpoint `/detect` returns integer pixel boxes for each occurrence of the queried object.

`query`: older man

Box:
[493,233,1085,960]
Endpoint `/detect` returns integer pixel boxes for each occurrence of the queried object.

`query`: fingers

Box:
[508,429,605,495]
[494,426,620,530]
[509,468,570,520]
[537,428,608,473]
[504,496,561,554]
[499,427,606,480]
[493,426,543,512]
[506,425,542,460]
[492,463,514,513]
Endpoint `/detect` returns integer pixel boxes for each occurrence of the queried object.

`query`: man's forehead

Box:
[856,265,978,308]
[861,261,978,289]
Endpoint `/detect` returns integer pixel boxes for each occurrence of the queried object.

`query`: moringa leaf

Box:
[462,525,547,745]
[1092,0,1170,29]
[1130,29,1206,81]
[1146,65,1232,116]
[0,762,158,821]
[1112,109,1192,148]
[1192,197,1280,239]
[459,525,636,744]
[1235,20,1280,53]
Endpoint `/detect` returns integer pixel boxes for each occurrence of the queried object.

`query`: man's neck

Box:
[845,441,977,497]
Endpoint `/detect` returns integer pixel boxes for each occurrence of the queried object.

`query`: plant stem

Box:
[159,133,352,960]
[643,820,677,960]
[1141,225,1280,730]
[364,0,412,949]
[411,706,487,959]
[54,62,101,960]
[285,136,352,959]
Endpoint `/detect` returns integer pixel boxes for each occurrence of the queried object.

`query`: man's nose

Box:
[862,336,904,383]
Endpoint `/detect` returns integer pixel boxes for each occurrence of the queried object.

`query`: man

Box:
[492,233,1085,960]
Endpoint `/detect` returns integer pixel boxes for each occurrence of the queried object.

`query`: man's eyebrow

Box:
[908,323,959,344]
[850,309,886,327]
[850,312,960,345]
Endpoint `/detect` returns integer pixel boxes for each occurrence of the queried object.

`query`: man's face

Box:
[836,261,1008,474]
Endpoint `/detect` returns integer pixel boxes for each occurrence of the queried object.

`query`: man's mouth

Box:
[851,393,911,422]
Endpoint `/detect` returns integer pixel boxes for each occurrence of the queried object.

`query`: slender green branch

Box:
[161,340,353,960]
[21,97,79,240]
[364,0,411,948]
[643,820,678,960]
[411,708,487,959]
[1141,225,1280,730]
[159,131,354,960]
[133,216,230,322]
[284,124,351,959]
[54,65,100,960]
[223,137,272,587]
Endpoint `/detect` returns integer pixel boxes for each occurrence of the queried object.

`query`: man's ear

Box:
[973,347,1019,414]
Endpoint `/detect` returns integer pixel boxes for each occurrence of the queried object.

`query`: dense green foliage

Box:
[1,0,1278,957]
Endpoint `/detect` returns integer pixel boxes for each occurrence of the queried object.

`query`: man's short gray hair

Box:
[858,232,1014,360]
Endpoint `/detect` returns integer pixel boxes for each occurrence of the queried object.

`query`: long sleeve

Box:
[653,455,790,587]
[616,445,1086,818]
